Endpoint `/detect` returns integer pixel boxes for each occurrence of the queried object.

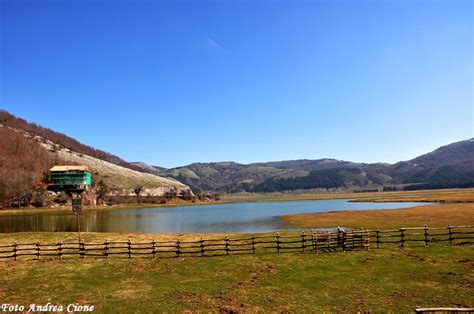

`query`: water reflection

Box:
[0,199,433,234]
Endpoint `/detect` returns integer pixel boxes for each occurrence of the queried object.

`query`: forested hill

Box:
[133,139,474,193]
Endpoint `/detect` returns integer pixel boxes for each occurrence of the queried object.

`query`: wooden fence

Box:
[0,229,369,260]
[367,225,474,248]
[0,226,472,261]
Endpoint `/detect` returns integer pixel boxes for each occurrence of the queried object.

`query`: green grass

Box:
[1,239,472,312]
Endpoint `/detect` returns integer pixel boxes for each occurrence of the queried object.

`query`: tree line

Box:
[242,168,358,193]
[0,127,55,208]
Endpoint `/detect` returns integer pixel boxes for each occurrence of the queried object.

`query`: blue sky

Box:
[1,0,472,168]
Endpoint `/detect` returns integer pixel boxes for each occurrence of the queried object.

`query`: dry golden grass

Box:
[0,231,233,245]
[282,203,474,230]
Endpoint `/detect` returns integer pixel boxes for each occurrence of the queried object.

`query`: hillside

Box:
[0,111,191,208]
[7,124,189,194]
[0,110,144,172]
[134,139,474,193]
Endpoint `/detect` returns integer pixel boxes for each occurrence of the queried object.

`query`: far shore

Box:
[0,199,224,216]
[282,202,474,230]
[0,188,473,217]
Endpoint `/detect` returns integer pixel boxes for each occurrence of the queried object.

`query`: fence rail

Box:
[0,229,369,260]
[0,226,472,261]
[368,225,474,248]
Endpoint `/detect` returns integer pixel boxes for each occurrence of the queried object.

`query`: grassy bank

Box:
[0,232,472,312]
[282,203,474,230]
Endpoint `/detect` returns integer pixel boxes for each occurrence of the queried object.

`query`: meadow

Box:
[1,188,473,312]
[0,232,472,312]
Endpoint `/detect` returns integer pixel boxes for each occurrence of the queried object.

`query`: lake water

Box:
[0,199,432,234]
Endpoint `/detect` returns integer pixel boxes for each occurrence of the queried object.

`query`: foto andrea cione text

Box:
[1,303,94,312]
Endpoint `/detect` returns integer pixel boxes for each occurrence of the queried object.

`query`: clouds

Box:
[206,37,222,49]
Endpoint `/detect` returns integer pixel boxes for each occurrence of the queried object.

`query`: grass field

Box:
[1,188,473,312]
[0,232,472,312]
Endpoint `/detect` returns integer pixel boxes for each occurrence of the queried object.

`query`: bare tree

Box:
[96,180,109,205]
[134,185,143,203]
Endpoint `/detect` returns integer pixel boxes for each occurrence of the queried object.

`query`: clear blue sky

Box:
[1,0,472,168]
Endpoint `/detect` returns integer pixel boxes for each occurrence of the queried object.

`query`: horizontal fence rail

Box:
[0,229,369,260]
[0,226,472,261]
[368,225,474,249]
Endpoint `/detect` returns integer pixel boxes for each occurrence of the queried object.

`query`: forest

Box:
[0,127,54,208]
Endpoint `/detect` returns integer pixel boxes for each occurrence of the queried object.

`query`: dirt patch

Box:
[458,259,474,268]
[390,291,408,300]
[231,264,274,289]
[169,291,213,308]
[218,297,248,314]
[170,291,252,312]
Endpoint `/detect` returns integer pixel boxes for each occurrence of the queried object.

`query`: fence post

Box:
[36,242,40,260]
[200,238,205,257]
[326,231,331,251]
[225,236,229,255]
[448,225,453,245]
[342,230,346,252]
[13,241,17,261]
[176,239,181,257]
[424,225,429,247]
[362,228,369,251]
[358,228,362,249]
[127,239,132,258]
[351,230,355,249]
[376,227,381,249]
[251,234,256,254]
[311,230,317,254]
[301,231,306,253]
[104,240,109,258]
[58,241,63,259]
[152,240,156,259]
[337,227,341,249]
[276,233,281,253]
[400,227,405,248]
[80,240,85,258]
[337,228,346,252]
[315,232,319,254]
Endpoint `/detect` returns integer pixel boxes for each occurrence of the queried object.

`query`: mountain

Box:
[147,139,474,193]
[130,162,167,175]
[0,110,191,208]
[390,139,474,189]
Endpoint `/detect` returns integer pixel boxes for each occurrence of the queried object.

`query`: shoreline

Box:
[0,188,472,217]
[0,200,225,216]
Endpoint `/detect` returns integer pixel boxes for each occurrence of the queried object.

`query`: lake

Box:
[0,199,433,234]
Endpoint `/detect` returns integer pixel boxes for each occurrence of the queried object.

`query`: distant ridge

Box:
[132,139,474,193]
